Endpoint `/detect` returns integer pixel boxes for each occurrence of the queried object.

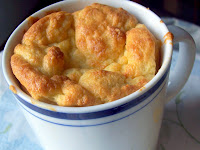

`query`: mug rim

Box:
[2,0,172,115]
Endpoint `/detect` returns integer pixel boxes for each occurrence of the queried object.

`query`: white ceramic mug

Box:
[2,0,196,150]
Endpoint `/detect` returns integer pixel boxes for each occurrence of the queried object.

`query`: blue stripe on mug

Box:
[18,80,167,127]
[15,66,170,120]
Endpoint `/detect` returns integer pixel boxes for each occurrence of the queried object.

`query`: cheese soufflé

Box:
[11,3,161,107]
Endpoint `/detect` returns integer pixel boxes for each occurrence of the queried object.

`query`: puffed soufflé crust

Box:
[11,3,161,107]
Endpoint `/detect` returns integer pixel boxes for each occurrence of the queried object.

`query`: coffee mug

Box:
[2,0,196,150]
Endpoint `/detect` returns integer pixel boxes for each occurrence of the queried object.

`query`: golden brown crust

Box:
[10,3,161,107]
[43,46,65,76]
[73,3,138,68]
[9,85,17,94]
[79,69,138,103]
[23,11,74,46]
[11,54,64,99]
[58,79,102,106]
[11,54,101,106]
[122,24,156,78]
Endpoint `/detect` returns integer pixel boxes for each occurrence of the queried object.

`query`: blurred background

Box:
[0,0,199,51]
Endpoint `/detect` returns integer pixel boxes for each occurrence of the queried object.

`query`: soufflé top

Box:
[11,3,161,107]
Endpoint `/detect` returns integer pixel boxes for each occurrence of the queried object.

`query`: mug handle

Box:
[165,25,196,103]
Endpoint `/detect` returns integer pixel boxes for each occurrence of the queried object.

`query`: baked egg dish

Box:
[11,3,161,107]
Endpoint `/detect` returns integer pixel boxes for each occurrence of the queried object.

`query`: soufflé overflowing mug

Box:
[2,0,196,150]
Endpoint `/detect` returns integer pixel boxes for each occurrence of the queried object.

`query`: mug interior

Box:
[2,0,172,113]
